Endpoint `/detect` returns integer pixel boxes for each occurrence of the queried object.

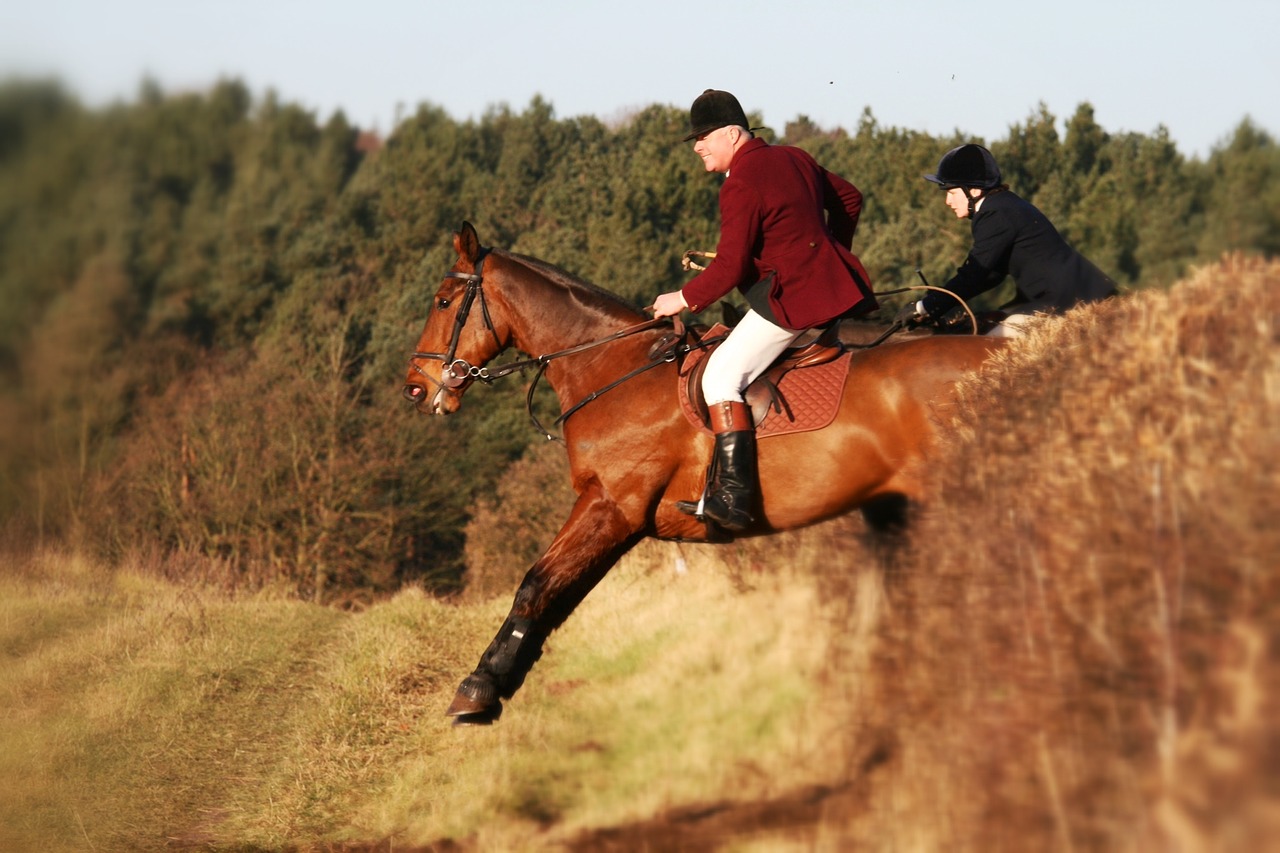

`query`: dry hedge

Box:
[857,255,1279,850]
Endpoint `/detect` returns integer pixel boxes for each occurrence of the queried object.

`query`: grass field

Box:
[1,255,1276,851]
[0,539,866,851]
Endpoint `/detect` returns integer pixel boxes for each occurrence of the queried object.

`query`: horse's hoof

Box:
[451,705,503,727]
[444,690,498,717]
[445,674,501,718]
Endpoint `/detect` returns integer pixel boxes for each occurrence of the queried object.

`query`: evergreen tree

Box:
[1198,118,1280,259]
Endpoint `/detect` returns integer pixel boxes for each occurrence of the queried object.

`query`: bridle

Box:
[407,249,515,392]
[406,248,679,441]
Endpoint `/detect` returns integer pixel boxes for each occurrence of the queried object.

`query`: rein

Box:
[521,316,679,442]
[411,249,978,442]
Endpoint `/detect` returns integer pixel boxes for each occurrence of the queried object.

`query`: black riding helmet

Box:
[682,89,753,141]
[924,144,1003,217]
[924,143,1002,189]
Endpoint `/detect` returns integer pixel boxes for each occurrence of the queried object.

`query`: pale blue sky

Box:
[3,0,1276,159]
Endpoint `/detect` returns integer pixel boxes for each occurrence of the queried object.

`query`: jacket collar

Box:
[727,136,768,173]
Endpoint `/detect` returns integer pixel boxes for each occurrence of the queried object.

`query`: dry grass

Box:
[828,254,1280,850]
[0,550,347,851]
[462,440,577,602]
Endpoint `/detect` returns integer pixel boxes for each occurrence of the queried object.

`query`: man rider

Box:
[651,89,876,532]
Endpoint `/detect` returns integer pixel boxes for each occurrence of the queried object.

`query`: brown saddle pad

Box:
[677,324,853,438]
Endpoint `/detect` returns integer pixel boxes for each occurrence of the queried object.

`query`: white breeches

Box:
[987,311,1040,338]
[701,310,804,405]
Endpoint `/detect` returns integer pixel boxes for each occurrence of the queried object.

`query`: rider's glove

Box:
[893,301,926,326]
[920,292,961,325]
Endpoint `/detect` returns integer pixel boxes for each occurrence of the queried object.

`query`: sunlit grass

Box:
[0,540,857,850]
[842,254,1280,850]
[342,540,856,848]
[0,553,347,851]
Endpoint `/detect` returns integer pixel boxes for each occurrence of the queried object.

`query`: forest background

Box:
[1,76,1277,602]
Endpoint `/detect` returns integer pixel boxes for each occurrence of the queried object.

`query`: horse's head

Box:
[402,222,509,415]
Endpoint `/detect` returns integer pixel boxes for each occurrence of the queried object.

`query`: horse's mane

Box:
[493,248,644,316]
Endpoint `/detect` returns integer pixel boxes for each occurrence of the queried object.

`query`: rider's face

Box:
[944,186,973,218]
[693,126,737,173]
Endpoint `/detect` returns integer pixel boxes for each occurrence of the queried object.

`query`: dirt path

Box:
[562,781,868,851]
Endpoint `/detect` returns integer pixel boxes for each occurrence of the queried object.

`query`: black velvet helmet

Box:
[682,89,750,141]
[924,144,1002,189]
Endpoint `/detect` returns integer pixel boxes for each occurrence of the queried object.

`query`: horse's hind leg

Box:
[859,492,913,571]
[860,492,910,535]
[447,481,640,724]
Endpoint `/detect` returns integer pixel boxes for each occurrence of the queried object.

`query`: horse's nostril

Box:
[402,384,425,402]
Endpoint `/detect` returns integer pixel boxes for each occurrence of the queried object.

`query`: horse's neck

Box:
[501,265,642,357]
[498,263,647,402]
[510,305,628,359]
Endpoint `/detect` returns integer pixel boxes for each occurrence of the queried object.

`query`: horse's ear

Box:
[453,221,481,264]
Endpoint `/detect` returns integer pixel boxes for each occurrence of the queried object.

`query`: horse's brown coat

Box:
[403,222,1002,720]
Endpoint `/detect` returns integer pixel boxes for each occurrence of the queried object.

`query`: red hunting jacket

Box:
[681,137,876,330]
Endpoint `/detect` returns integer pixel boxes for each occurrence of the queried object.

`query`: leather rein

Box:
[408,249,681,442]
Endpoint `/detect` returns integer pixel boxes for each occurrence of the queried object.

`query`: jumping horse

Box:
[402,222,1002,724]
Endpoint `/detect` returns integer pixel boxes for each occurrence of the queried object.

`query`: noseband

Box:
[408,249,506,391]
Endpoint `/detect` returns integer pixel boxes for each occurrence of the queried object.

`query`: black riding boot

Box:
[679,400,758,532]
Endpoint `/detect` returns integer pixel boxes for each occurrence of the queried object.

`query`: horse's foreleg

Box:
[447,481,640,723]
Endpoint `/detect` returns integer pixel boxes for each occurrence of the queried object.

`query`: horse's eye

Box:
[437,297,451,310]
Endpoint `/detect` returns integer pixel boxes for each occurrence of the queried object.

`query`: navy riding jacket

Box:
[923,189,1116,318]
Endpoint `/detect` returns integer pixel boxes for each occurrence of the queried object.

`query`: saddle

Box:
[675,323,853,437]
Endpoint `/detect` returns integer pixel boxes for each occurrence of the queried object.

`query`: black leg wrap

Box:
[477,614,544,700]
[447,614,545,720]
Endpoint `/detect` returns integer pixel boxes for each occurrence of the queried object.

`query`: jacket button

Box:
[809,241,817,248]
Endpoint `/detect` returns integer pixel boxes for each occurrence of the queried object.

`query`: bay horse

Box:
[403,221,1001,724]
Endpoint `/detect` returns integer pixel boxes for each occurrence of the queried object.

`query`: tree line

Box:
[0,77,1275,600]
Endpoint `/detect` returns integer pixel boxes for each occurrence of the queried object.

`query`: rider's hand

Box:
[650,290,689,320]
[894,301,925,326]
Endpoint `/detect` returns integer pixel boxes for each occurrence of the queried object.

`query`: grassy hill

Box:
[1,255,1275,851]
